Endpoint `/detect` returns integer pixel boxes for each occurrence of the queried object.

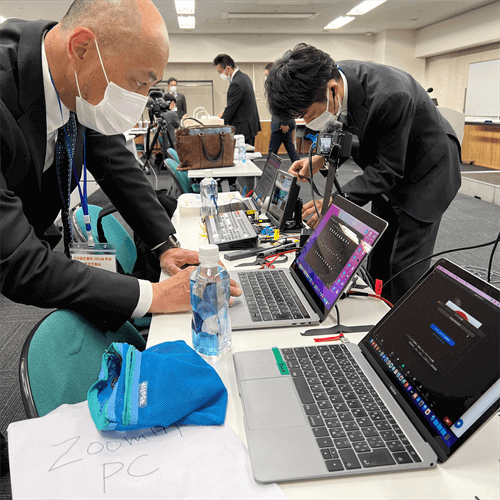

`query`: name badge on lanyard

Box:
[70,242,117,272]
[51,72,117,271]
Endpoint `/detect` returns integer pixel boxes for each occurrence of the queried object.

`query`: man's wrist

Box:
[152,235,181,259]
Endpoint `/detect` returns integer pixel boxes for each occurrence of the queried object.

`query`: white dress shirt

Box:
[41,40,152,318]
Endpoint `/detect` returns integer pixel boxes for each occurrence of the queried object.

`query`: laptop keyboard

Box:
[238,270,311,322]
[279,344,422,472]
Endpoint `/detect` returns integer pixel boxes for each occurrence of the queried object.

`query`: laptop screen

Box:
[266,170,299,231]
[251,153,282,210]
[290,195,387,321]
[360,259,500,460]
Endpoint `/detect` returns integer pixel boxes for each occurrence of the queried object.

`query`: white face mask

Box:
[74,40,148,135]
[170,85,177,93]
[219,69,230,82]
[306,87,338,132]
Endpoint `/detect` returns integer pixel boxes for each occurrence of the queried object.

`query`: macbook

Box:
[233,258,500,482]
[229,194,388,330]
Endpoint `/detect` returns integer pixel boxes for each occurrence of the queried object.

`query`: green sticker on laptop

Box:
[272,347,290,375]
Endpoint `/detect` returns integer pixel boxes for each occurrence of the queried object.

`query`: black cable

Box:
[382,232,500,290]
[308,142,322,223]
[487,230,500,283]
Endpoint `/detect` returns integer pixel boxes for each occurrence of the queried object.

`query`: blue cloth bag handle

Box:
[88,340,228,431]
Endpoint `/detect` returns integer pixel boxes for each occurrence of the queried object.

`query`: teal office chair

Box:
[166,158,194,193]
[167,147,180,164]
[73,204,137,275]
[73,205,151,331]
[19,310,146,418]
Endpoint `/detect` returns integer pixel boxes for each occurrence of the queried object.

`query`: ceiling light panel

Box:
[227,12,315,19]
[178,15,196,29]
[346,0,386,16]
[175,0,195,15]
[324,16,355,30]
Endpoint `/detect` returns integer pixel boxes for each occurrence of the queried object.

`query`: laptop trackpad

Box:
[240,377,307,430]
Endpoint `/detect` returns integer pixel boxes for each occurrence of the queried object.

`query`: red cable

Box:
[348,291,394,308]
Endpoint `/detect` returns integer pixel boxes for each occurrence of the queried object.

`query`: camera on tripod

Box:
[316,129,353,164]
[147,90,174,122]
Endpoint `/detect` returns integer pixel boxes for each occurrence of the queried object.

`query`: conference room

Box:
[1,1,499,499]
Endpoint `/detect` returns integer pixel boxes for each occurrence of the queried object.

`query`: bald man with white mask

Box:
[0,0,241,331]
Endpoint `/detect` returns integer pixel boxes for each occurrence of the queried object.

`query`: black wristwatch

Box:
[153,234,181,258]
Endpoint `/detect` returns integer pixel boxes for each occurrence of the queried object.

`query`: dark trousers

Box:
[367,198,441,304]
[268,129,300,163]
[246,136,255,147]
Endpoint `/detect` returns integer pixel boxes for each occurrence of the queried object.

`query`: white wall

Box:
[416,2,500,58]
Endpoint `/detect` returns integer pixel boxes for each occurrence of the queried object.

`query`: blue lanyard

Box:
[50,72,94,246]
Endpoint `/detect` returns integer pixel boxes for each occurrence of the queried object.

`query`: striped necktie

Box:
[54,111,77,258]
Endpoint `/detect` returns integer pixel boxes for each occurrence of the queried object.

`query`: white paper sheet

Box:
[8,402,287,499]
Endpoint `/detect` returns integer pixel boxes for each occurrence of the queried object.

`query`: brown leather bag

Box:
[175,118,236,171]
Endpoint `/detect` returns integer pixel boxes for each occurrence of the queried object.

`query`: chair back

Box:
[167,147,180,164]
[19,310,146,418]
[166,158,193,193]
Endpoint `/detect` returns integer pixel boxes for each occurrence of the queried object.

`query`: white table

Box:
[187,159,262,179]
[147,210,500,500]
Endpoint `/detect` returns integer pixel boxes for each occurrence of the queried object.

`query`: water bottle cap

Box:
[204,170,213,177]
[199,244,220,264]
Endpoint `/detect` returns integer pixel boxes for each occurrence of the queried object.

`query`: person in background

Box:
[213,54,261,146]
[0,0,240,332]
[162,93,181,148]
[265,63,300,163]
[167,77,187,121]
[265,43,461,304]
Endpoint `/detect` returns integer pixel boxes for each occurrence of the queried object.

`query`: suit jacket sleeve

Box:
[342,91,416,206]
[84,130,176,249]
[222,80,244,125]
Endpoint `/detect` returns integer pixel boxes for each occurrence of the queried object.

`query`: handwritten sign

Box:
[8,402,286,499]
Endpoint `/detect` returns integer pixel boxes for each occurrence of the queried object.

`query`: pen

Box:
[242,187,246,197]
[247,190,253,197]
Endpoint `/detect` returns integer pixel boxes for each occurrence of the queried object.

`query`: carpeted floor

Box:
[1,157,499,498]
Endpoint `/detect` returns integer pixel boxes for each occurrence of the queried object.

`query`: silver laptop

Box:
[233,258,500,482]
[242,152,283,214]
[229,195,388,330]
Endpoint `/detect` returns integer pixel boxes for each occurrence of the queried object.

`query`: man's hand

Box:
[159,247,200,275]
[148,267,242,314]
[217,111,224,118]
[288,155,324,182]
[302,196,332,229]
[280,125,290,134]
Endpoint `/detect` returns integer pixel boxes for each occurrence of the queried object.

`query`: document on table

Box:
[8,402,287,499]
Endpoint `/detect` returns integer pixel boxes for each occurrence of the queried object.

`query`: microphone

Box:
[323,119,343,133]
[149,90,164,99]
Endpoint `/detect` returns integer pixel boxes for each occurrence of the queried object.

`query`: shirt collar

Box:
[337,68,348,120]
[230,67,239,82]
[42,37,70,134]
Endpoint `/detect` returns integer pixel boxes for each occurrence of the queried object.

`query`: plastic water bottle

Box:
[235,134,246,164]
[190,244,232,358]
[199,171,218,219]
[239,141,246,164]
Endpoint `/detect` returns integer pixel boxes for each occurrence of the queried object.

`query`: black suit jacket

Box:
[174,92,187,120]
[0,19,175,330]
[338,61,461,223]
[222,70,261,141]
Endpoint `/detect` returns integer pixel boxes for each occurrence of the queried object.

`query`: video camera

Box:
[147,90,172,121]
[316,129,353,164]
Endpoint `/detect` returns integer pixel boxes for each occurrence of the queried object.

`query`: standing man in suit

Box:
[265,63,300,163]
[0,0,240,331]
[266,44,461,303]
[214,54,261,146]
[167,77,187,121]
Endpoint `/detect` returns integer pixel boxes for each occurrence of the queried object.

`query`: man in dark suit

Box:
[167,77,187,121]
[265,63,300,163]
[266,44,461,303]
[214,54,261,146]
[0,0,240,331]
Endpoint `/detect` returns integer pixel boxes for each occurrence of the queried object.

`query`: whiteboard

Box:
[464,59,500,118]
